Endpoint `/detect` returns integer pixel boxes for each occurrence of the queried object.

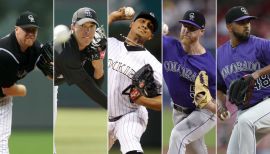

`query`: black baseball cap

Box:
[225,6,257,24]
[134,11,158,33]
[72,7,99,26]
[16,11,39,28]
[179,10,205,29]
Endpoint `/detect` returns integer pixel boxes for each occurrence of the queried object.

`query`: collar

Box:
[124,42,145,52]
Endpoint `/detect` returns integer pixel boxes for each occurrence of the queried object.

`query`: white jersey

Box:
[108,37,162,118]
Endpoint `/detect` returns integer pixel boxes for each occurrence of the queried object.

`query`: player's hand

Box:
[109,7,135,24]
[92,59,104,79]
[217,101,231,121]
[163,23,169,35]
[134,95,161,111]
[2,84,27,97]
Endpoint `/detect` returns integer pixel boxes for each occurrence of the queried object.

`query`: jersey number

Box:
[254,74,270,90]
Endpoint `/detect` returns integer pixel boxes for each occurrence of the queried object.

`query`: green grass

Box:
[9,130,53,154]
[55,108,107,154]
[163,107,216,147]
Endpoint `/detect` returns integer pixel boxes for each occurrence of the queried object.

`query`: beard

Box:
[232,30,250,42]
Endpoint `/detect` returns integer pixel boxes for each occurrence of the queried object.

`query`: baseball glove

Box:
[83,25,107,61]
[228,75,255,106]
[194,71,213,109]
[122,64,161,103]
[36,42,53,78]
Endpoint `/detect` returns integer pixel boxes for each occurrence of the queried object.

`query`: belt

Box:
[109,115,123,122]
[173,104,194,114]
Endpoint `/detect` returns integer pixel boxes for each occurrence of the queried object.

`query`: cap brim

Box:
[179,20,202,29]
[76,18,99,26]
[19,24,40,28]
[234,16,257,22]
[135,14,158,32]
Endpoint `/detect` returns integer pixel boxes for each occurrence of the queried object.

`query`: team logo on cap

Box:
[28,15,35,23]
[189,13,195,21]
[85,9,92,18]
[240,7,248,15]
[150,12,155,17]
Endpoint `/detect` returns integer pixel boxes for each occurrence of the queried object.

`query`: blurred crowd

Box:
[217,0,270,46]
[163,0,216,53]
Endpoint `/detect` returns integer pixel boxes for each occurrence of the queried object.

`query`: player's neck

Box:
[230,38,241,48]
[19,45,28,52]
[125,34,144,48]
[15,35,28,52]
[182,42,206,55]
[78,43,88,51]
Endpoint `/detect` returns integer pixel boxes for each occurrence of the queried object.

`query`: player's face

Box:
[228,19,251,42]
[15,26,38,48]
[72,21,96,49]
[179,23,204,45]
[130,18,154,41]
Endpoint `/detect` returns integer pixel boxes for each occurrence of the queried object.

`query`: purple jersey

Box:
[163,36,216,109]
[217,35,270,109]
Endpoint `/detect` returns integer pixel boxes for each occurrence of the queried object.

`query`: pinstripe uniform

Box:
[0,32,43,154]
[108,37,162,153]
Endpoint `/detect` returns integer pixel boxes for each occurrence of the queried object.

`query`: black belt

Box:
[173,104,194,114]
[109,115,123,122]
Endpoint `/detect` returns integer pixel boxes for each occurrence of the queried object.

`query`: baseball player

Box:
[0,11,52,154]
[54,7,107,109]
[53,7,107,154]
[108,7,162,154]
[217,6,270,154]
[163,10,217,154]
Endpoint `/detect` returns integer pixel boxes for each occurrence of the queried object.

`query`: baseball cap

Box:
[72,7,99,26]
[16,11,39,28]
[225,6,257,24]
[134,11,158,33]
[179,10,205,29]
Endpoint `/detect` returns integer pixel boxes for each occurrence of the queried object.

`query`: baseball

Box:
[163,23,169,35]
[221,111,231,120]
[124,7,135,17]
[54,25,71,44]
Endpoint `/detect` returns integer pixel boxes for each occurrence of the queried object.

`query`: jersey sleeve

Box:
[0,48,19,87]
[163,36,176,55]
[147,53,162,94]
[257,38,270,65]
